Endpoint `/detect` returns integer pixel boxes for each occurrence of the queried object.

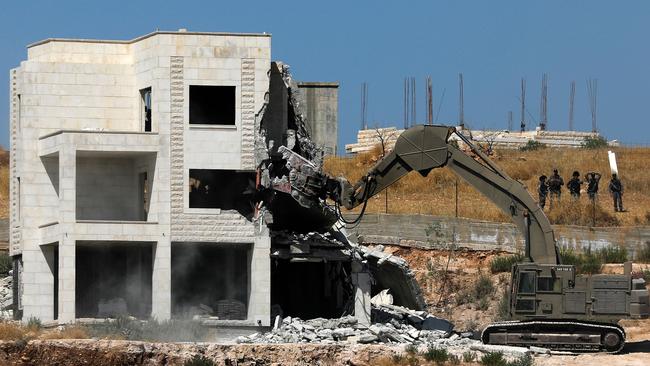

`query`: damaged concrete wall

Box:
[296,82,339,156]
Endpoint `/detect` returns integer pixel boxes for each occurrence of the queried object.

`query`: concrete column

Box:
[352,261,371,326]
[57,146,76,322]
[249,232,270,326]
[151,238,171,320]
[57,235,75,322]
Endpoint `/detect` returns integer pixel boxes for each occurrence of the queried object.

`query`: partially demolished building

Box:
[10,30,417,327]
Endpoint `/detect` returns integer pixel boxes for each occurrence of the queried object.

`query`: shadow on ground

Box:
[621,340,650,354]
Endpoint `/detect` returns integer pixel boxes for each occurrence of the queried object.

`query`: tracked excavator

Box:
[278,124,649,352]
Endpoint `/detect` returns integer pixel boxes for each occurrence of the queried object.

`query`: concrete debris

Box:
[357,246,427,311]
[529,346,551,355]
[370,289,393,306]
[0,276,13,319]
[237,304,457,346]
[469,343,531,358]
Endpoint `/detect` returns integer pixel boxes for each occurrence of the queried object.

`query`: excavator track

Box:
[482,320,626,353]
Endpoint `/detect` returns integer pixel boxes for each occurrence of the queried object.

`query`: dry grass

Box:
[39,325,90,340]
[325,146,650,226]
[0,321,29,341]
[0,321,91,341]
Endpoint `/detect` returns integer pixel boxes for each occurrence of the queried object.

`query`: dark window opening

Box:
[172,243,250,320]
[140,87,152,132]
[271,259,350,319]
[189,169,255,219]
[537,276,561,293]
[517,271,536,294]
[189,85,236,125]
[76,242,153,319]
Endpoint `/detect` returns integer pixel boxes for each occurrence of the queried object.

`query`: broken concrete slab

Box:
[470,344,531,358]
[371,289,394,306]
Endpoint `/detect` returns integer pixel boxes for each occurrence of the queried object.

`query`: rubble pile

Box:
[0,275,12,319]
[236,304,473,347]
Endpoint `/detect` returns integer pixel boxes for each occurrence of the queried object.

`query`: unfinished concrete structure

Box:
[10,30,272,324]
[296,82,339,155]
[345,126,616,154]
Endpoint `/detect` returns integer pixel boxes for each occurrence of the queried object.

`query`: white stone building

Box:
[9,30,272,324]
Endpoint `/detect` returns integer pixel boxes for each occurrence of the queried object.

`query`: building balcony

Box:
[38,130,159,157]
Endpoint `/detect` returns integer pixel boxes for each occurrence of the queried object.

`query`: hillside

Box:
[325,145,650,227]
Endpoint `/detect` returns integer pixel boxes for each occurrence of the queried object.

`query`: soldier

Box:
[538,175,549,209]
[547,169,564,207]
[567,171,582,199]
[608,173,625,212]
[585,172,602,201]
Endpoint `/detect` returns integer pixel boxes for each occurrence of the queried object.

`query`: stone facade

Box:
[10,31,272,325]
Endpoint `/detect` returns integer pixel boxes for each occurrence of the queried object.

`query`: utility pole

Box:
[520,78,526,132]
[569,81,576,131]
[412,77,417,127]
[404,78,409,129]
[539,73,548,130]
[360,82,368,130]
[587,78,598,132]
[508,110,513,131]
[427,76,433,125]
[458,73,465,128]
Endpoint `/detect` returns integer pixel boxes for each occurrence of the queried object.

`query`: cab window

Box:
[518,272,535,294]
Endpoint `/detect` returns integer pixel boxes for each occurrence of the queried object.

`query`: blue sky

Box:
[1,1,649,151]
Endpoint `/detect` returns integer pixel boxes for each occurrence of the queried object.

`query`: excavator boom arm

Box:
[335,125,558,265]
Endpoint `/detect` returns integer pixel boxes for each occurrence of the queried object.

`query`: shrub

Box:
[480,351,507,366]
[404,344,419,355]
[477,297,490,311]
[636,242,650,263]
[581,136,608,149]
[474,273,495,300]
[423,345,448,364]
[490,254,525,273]
[497,290,510,320]
[508,354,534,366]
[519,140,545,151]
[597,246,628,263]
[27,317,42,331]
[640,269,650,282]
[462,351,477,363]
[184,355,216,366]
[580,251,603,274]
[559,247,602,274]
[0,253,12,277]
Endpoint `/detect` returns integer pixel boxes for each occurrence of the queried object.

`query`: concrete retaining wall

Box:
[345,214,650,259]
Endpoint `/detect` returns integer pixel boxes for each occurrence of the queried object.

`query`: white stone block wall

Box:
[12,32,272,324]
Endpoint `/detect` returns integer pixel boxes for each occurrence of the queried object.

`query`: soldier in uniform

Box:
[538,175,549,209]
[608,173,625,212]
[567,171,582,199]
[547,169,564,208]
[585,172,602,201]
